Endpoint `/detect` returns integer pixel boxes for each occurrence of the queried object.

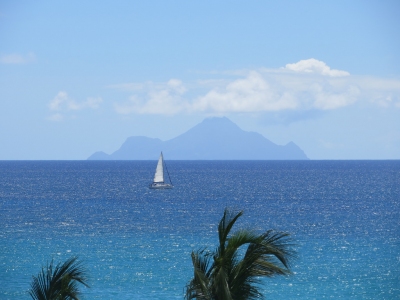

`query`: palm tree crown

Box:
[29,257,89,300]
[185,209,296,300]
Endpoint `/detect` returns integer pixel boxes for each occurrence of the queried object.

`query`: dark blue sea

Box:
[0,161,399,299]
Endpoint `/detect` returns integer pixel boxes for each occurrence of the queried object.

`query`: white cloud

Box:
[310,83,360,110]
[284,58,350,77]
[47,91,103,121]
[84,97,103,109]
[114,79,187,115]
[192,71,298,113]
[353,76,400,108]
[49,91,102,111]
[49,91,68,111]
[112,59,400,115]
[369,95,393,108]
[0,52,36,64]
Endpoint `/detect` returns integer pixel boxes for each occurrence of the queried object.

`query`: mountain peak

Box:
[183,116,241,136]
[88,117,308,160]
[202,116,232,123]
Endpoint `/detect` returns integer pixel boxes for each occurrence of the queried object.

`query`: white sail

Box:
[153,153,164,183]
[149,152,172,189]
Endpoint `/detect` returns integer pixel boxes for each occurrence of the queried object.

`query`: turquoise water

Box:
[0,161,399,299]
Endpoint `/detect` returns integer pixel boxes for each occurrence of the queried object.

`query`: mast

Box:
[164,157,173,186]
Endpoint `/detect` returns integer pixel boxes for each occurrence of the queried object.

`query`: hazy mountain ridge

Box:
[87,117,308,160]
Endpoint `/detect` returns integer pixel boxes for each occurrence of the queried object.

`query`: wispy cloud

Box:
[47,91,103,121]
[354,76,400,108]
[47,113,64,122]
[111,59,400,116]
[284,58,350,77]
[0,52,36,64]
[114,79,187,115]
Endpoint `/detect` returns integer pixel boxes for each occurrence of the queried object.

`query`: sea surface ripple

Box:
[0,160,399,299]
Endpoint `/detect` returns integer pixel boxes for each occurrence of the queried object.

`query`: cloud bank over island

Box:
[106,59,400,117]
[46,59,400,124]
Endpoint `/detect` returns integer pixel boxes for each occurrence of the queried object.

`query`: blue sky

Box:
[1,0,399,159]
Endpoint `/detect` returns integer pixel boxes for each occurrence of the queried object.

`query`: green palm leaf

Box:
[29,257,89,300]
[185,208,296,300]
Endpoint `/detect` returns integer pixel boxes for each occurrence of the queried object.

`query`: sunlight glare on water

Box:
[0,161,399,299]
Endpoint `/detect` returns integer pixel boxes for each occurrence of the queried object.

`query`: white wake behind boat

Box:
[149,152,173,189]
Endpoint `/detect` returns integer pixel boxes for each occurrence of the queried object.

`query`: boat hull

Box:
[149,183,173,189]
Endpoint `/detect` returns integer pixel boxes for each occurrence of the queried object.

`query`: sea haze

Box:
[0,160,399,299]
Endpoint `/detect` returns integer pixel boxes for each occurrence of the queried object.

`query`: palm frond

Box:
[186,250,213,300]
[185,208,296,300]
[218,209,243,254]
[213,267,233,300]
[29,257,89,300]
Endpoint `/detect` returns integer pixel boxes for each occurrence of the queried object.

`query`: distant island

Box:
[88,117,308,160]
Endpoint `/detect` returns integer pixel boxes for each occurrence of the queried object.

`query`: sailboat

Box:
[149,152,173,189]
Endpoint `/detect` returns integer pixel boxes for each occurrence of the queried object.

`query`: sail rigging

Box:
[149,152,173,189]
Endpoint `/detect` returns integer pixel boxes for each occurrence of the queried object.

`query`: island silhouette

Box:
[87,117,308,160]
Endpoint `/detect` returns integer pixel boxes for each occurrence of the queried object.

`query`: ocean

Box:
[0,160,399,299]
